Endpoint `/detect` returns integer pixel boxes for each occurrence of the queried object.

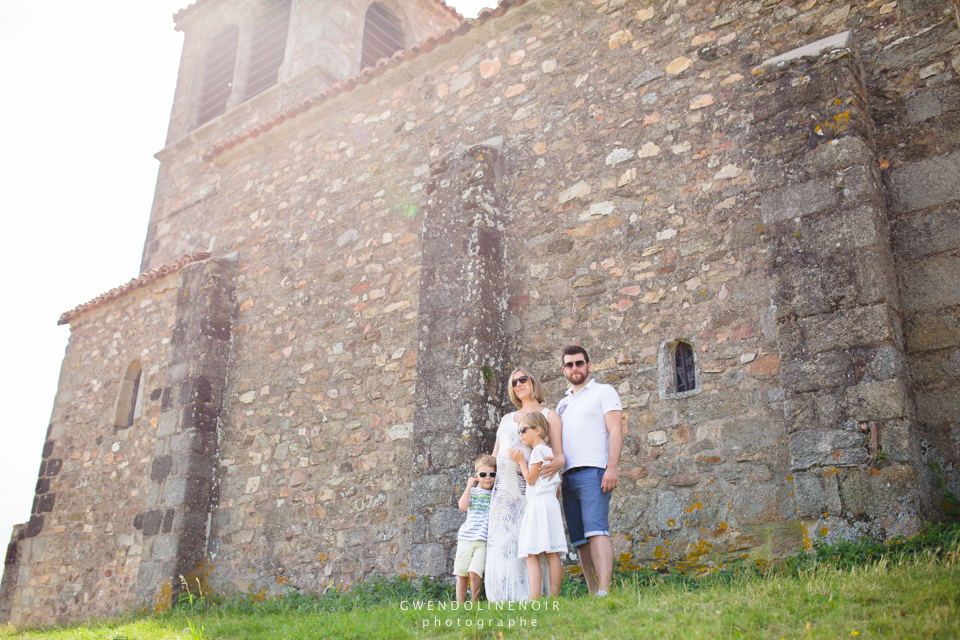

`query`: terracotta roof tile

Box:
[174,0,463,30]
[58,251,211,326]
[203,0,526,161]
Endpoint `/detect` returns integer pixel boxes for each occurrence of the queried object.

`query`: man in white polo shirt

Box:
[543,345,622,597]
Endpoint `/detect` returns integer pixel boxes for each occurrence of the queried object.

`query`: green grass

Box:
[4,525,959,640]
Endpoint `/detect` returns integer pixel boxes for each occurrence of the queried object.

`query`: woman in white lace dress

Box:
[484,367,564,602]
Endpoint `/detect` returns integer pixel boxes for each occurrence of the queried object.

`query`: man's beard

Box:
[564,369,587,385]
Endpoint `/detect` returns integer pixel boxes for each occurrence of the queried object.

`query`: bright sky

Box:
[0,0,491,557]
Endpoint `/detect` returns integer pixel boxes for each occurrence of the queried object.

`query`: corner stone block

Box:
[428,508,464,539]
[780,352,851,393]
[802,305,900,354]
[760,176,838,225]
[409,543,448,576]
[843,380,909,422]
[888,152,960,214]
[412,475,452,510]
[916,387,960,427]
[838,465,920,518]
[792,471,826,518]
[788,429,868,470]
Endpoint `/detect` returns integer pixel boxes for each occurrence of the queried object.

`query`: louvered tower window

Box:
[245,0,292,99]
[675,342,696,393]
[360,3,404,71]
[198,25,240,125]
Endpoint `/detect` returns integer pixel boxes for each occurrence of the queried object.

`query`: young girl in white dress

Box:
[508,411,568,599]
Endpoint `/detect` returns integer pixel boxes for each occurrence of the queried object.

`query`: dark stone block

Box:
[35,478,49,495]
[38,461,46,477]
[161,387,173,411]
[46,459,62,476]
[24,516,44,538]
[171,321,187,346]
[36,493,55,513]
[5,539,19,565]
[134,513,144,530]
[162,509,176,534]
[180,377,213,405]
[42,440,54,459]
[150,388,162,402]
[31,496,38,515]
[151,455,173,482]
[182,403,219,433]
[141,510,164,536]
[200,315,232,341]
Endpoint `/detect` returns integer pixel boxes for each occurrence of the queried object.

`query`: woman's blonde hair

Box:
[507,366,546,409]
[519,411,550,439]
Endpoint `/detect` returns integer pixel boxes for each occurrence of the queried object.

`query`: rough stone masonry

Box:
[2,0,958,627]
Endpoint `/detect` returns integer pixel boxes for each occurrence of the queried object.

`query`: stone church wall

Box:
[5,277,180,626]
[3,0,959,627]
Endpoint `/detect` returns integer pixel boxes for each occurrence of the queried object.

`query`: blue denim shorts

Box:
[561,467,611,547]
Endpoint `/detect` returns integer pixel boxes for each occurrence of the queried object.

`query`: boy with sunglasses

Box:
[454,454,497,603]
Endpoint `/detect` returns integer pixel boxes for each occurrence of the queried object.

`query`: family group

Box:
[454,346,623,603]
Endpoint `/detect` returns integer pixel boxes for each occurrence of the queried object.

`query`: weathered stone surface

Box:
[760,177,838,225]
[843,380,909,421]
[893,206,960,261]
[802,305,900,354]
[789,429,869,470]
[915,387,960,426]
[780,353,850,393]
[898,254,960,314]
[792,471,826,518]
[409,544,447,576]
[838,465,920,519]
[888,153,960,214]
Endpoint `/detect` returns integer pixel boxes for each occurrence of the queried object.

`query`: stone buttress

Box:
[749,33,921,542]
[135,256,238,607]
[410,138,508,575]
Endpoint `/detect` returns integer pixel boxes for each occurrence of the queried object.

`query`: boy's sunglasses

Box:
[563,359,587,369]
[511,375,529,387]
[476,472,496,478]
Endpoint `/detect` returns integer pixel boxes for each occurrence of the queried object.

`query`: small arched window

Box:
[675,341,696,393]
[113,360,143,429]
[198,25,240,125]
[657,339,701,399]
[360,3,405,71]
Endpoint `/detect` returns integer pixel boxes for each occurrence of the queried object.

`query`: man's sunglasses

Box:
[511,375,529,387]
[563,359,587,369]
[476,472,496,478]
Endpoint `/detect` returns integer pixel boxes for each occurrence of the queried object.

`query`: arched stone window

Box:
[360,2,405,71]
[245,0,292,99]
[198,25,240,125]
[113,360,144,429]
[658,339,701,399]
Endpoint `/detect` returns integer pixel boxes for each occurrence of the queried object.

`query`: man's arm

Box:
[601,410,622,493]
[539,409,565,479]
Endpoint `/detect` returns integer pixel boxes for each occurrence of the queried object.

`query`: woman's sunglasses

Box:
[511,375,529,387]
[476,472,496,478]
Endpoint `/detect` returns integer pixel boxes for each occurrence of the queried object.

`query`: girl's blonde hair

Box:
[507,366,546,409]
[519,411,549,440]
